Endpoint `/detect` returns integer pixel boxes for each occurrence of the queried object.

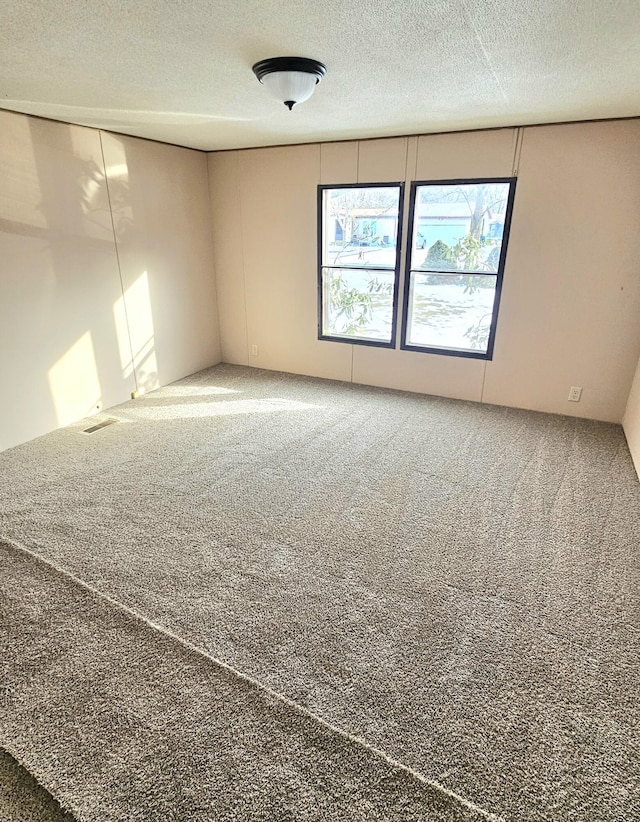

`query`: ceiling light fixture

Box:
[252,56,327,111]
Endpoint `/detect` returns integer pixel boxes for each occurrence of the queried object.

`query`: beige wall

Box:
[623,355,640,478]
[208,120,640,423]
[0,110,220,451]
[101,132,220,393]
[483,122,640,420]
[2,111,638,453]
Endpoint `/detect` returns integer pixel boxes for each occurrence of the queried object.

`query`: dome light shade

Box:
[252,57,327,110]
[261,71,317,108]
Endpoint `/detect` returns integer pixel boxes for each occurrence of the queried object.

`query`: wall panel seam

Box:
[98,131,138,393]
[512,127,524,175]
[205,156,223,360]
[236,152,251,365]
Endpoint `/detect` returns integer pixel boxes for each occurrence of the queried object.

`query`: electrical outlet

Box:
[568,386,582,402]
[251,344,259,356]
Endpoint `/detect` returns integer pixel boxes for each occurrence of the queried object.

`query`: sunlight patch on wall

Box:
[48,332,102,426]
[102,136,133,235]
[79,167,105,214]
[71,134,114,237]
[114,270,159,393]
[113,292,135,379]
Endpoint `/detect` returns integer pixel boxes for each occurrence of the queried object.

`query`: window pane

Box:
[413,182,511,273]
[406,271,497,354]
[323,187,400,269]
[322,267,394,342]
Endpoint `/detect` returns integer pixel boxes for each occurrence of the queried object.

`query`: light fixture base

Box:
[252,57,327,83]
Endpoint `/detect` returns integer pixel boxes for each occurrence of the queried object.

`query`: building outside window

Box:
[401,178,517,359]
[318,184,404,346]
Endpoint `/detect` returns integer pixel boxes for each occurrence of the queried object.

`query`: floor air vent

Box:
[83,418,118,434]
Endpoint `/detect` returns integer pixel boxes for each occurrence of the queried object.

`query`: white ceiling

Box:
[1,0,639,152]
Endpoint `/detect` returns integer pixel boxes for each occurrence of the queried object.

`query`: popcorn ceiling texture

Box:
[0,0,638,149]
[0,364,639,820]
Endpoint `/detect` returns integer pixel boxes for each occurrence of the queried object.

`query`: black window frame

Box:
[317,182,405,349]
[400,177,517,361]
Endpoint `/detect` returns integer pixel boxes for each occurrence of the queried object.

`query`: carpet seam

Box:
[2,535,505,822]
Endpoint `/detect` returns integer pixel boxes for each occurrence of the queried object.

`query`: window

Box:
[401,178,516,359]
[318,184,404,347]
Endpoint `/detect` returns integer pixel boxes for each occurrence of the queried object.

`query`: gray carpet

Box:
[1,364,639,820]
[1,539,483,821]
[0,749,74,822]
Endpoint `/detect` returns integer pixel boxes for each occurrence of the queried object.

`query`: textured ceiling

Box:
[1,0,639,151]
